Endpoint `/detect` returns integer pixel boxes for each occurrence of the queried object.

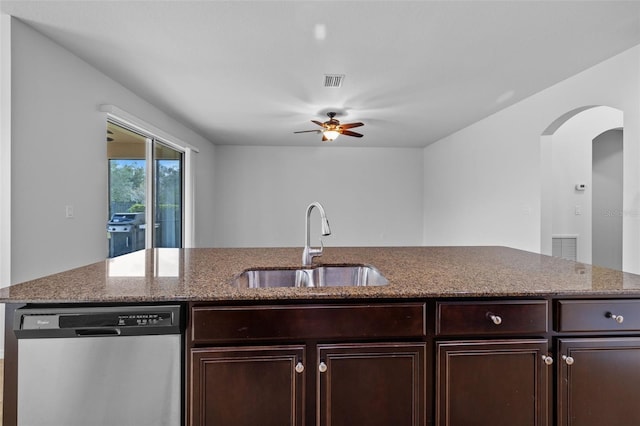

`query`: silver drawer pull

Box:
[562,355,574,365]
[487,313,502,325]
[542,355,554,366]
[606,312,624,324]
[318,362,328,373]
[295,362,304,373]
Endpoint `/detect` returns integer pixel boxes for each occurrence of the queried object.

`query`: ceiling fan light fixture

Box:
[294,111,363,142]
[323,130,340,141]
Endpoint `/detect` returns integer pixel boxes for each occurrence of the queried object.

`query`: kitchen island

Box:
[4,246,640,425]
[2,246,640,303]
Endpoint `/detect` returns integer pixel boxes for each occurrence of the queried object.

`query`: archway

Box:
[540,105,623,267]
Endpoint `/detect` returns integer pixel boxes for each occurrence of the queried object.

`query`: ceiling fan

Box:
[294,112,364,141]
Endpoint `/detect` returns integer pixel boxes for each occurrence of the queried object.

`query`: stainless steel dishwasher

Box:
[13,305,182,426]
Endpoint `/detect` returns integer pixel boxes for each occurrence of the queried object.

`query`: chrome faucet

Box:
[302,202,331,266]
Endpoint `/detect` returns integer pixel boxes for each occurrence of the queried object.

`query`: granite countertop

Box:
[2,246,640,304]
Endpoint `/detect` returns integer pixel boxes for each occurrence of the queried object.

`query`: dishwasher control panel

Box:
[59,311,174,328]
[14,305,182,338]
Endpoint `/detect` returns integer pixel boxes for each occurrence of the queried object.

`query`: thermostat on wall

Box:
[575,183,586,191]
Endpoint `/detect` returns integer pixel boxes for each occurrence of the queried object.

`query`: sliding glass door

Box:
[107,121,183,258]
[154,143,183,248]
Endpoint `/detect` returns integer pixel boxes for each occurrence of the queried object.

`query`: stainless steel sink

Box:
[232,264,389,288]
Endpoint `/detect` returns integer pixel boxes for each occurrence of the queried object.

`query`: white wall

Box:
[422,105,541,250]
[213,146,424,248]
[9,17,216,284]
[424,44,640,274]
[0,13,11,359]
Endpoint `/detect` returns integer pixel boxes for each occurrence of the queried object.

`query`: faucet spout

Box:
[302,202,331,266]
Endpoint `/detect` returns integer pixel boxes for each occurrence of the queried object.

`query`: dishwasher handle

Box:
[75,328,121,337]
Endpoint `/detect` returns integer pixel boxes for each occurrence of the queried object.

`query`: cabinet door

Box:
[190,345,305,426]
[317,342,426,426]
[558,337,640,426]
[436,339,550,426]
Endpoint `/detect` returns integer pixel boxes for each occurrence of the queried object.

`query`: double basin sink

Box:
[232,264,389,288]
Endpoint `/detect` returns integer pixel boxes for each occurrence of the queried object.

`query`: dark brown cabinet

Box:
[557,338,640,425]
[317,342,426,426]
[186,298,640,426]
[556,299,640,333]
[190,345,305,426]
[435,300,551,426]
[555,299,640,425]
[436,339,550,426]
[189,341,426,426]
[436,300,549,336]
[188,303,427,426]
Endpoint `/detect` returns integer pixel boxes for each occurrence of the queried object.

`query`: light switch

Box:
[575,205,582,215]
[65,205,74,218]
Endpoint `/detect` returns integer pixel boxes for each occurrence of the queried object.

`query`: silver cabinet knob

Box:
[295,362,304,373]
[542,355,554,366]
[318,362,328,373]
[562,355,574,365]
[607,312,624,324]
[488,313,502,325]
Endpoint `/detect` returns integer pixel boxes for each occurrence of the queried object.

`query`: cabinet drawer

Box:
[557,299,640,332]
[191,303,426,344]
[436,300,548,336]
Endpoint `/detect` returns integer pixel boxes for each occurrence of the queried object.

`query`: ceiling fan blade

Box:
[341,130,364,138]
[311,120,325,127]
[340,122,364,130]
[294,130,322,134]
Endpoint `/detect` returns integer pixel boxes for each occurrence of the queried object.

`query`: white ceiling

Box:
[2,0,640,148]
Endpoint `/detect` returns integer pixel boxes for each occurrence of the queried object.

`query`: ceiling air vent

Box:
[324,74,345,88]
